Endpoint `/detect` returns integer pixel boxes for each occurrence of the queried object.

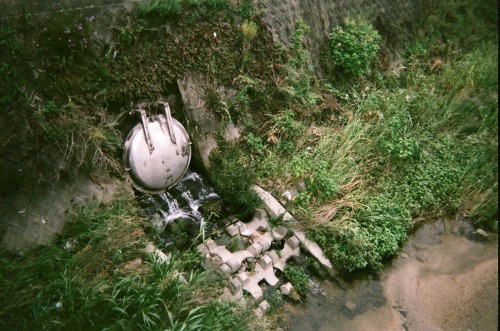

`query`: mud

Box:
[282,216,498,331]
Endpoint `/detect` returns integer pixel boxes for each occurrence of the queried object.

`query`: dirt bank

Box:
[283,217,498,331]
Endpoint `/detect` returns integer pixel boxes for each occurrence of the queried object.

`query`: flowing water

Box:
[137,170,221,249]
[282,215,498,331]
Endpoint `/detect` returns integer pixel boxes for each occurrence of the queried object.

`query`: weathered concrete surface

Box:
[253,185,294,221]
[254,0,429,72]
[177,73,242,170]
[200,208,333,303]
[1,172,130,252]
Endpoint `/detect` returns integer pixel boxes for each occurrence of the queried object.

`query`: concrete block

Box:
[252,185,294,221]
[225,259,241,273]
[253,208,268,222]
[234,221,248,235]
[257,255,273,270]
[226,224,239,236]
[196,243,209,255]
[266,250,280,265]
[247,242,263,256]
[205,239,218,253]
[220,263,232,276]
[236,272,251,286]
[294,231,333,269]
[272,226,288,240]
[221,287,242,302]
[242,278,263,299]
[255,256,279,286]
[280,282,293,295]
[239,217,268,236]
[258,300,270,312]
[286,236,300,249]
[228,278,242,294]
[212,246,233,263]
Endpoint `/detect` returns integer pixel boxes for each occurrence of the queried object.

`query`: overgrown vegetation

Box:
[0,0,497,328]
[228,0,498,274]
[0,194,246,330]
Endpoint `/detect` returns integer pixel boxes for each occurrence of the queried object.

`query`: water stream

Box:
[137,170,221,249]
[281,215,498,331]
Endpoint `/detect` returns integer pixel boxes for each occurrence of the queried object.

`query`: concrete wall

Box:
[254,0,428,69]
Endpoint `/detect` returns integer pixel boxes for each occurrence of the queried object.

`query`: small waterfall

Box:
[139,170,221,249]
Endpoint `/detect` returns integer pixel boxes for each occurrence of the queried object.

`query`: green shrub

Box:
[284,265,309,297]
[242,20,258,42]
[329,18,381,77]
[208,141,261,216]
[135,0,181,18]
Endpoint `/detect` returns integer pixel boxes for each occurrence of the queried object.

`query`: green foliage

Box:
[269,109,305,154]
[242,20,258,42]
[208,141,261,216]
[136,0,181,18]
[329,18,381,77]
[282,20,320,108]
[284,265,309,297]
[263,290,284,313]
[379,108,420,162]
[0,198,247,330]
[289,151,338,204]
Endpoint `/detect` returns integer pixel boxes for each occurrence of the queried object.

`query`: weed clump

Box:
[328,18,381,77]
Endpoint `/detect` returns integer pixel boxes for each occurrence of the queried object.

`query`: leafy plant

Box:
[242,20,258,42]
[135,0,181,18]
[284,265,309,298]
[208,141,261,216]
[329,18,381,77]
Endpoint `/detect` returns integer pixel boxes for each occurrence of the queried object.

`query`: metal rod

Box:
[159,101,177,145]
[134,108,155,154]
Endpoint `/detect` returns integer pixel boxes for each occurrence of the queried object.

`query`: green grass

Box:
[230,0,498,274]
[0,195,248,330]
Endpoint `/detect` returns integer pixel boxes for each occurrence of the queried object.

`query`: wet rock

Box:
[345,301,357,311]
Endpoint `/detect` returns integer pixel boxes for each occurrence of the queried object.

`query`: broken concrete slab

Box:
[252,185,294,221]
[272,226,288,240]
[294,231,333,270]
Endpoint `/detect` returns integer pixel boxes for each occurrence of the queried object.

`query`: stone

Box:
[280,282,293,295]
[272,227,288,240]
[254,307,264,318]
[345,301,357,311]
[145,242,169,262]
[252,185,294,221]
[258,300,270,312]
[474,228,488,237]
[177,73,238,170]
[247,242,263,256]
[228,278,242,294]
[266,250,281,265]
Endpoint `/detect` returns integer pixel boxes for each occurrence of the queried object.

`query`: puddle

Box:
[282,215,498,331]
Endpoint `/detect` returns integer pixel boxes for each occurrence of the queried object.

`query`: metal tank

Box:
[123,101,191,194]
